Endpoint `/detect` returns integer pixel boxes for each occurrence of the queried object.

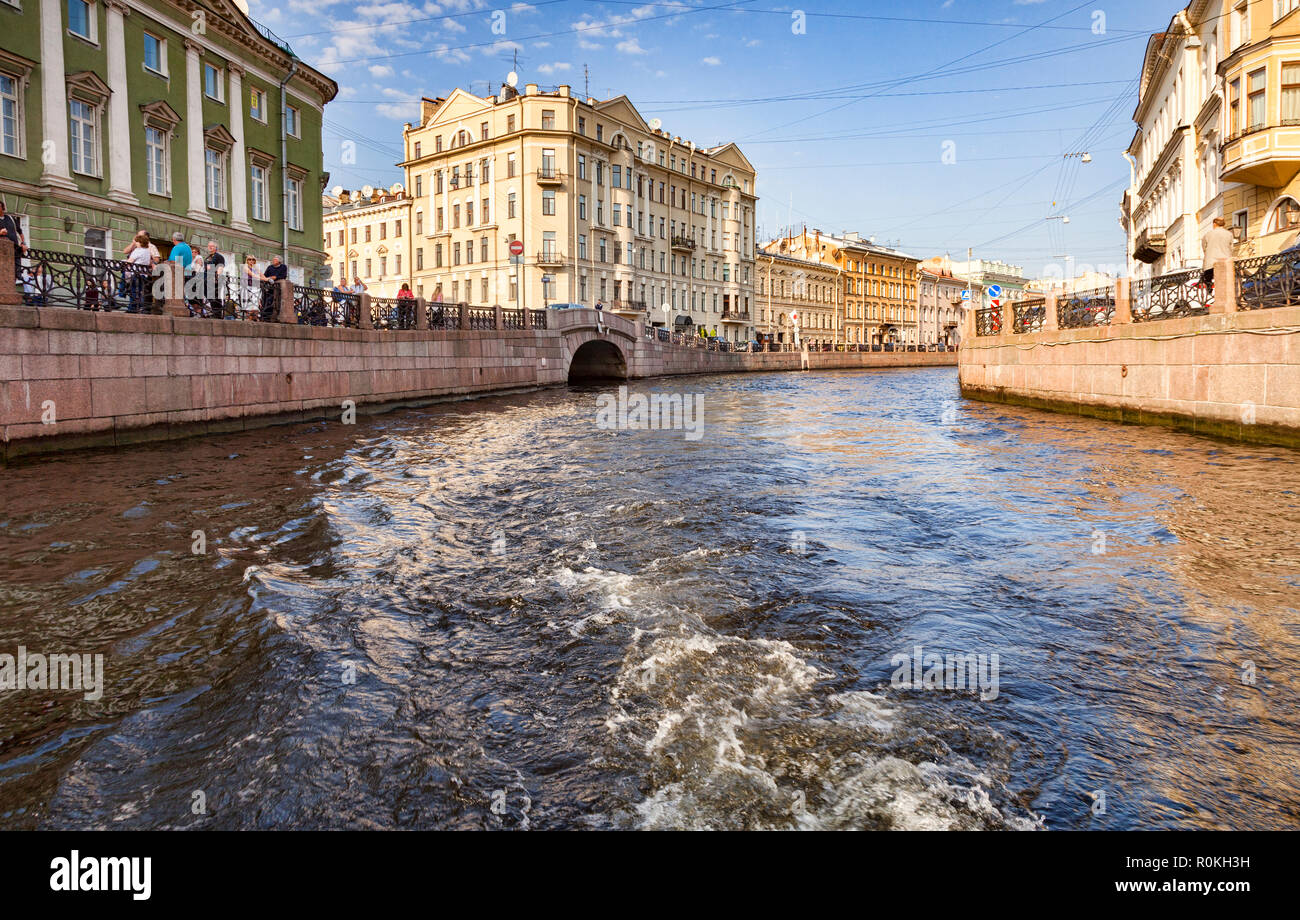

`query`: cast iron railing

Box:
[502,308,525,330]
[1235,250,1300,310]
[21,248,155,312]
[371,296,417,330]
[529,309,547,328]
[427,303,455,329]
[975,306,1001,336]
[1131,269,1211,322]
[1058,286,1116,328]
[1013,297,1047,333]
[467,308,495,330]
[295,285,360,327]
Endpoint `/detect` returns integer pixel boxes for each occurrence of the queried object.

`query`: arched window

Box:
[1265,196,1300,234]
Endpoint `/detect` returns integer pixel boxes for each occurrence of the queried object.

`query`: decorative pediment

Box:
[0,47,36,80]
[203,123,237,152]
[67,71,112,104]
[425,88,493,128]
[139,99,181,129]
[248,146,276,167]
[594,96,650,133]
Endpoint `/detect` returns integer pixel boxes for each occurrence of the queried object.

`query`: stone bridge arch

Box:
[555,309,639,381]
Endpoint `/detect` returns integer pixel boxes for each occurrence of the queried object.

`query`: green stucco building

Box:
[0,0,336,281]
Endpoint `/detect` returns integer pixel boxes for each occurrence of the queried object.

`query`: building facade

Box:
[916,255,966,347]
[776,229,921,345]
[756,244,840,346]
[322,186,413,297]
[0,0,335,279]
[400,83,758,342]
[951,258,1026,324]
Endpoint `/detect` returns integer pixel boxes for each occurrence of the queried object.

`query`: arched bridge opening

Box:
[568,339,629,382]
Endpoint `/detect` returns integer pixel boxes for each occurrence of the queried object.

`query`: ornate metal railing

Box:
[21,248,155,312]
[427,303,456,330]
[501,308,525,330]
[1131,270,1210,322]
[467,308,495,330]
[1235,250,1300,310]
[295,285,359,327]
[370,295,416,330]
[975,306,1001,336]
[529,309,547,329]
[1058,286,1116,329]
[1013,297,1047,333]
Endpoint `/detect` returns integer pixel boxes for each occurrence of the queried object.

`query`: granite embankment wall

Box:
[0,303,955,460]
[958,268,1300,448]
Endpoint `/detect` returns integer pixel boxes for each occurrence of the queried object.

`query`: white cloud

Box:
[369,64,395,78]
[617,37,649,55]
[377,102,421,121]
[701,56,721,66]
[537,62,573,74]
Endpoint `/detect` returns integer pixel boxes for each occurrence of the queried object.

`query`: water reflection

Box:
[0,368,1296,830]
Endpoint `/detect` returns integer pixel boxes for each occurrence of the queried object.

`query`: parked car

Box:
[547,302,585,310]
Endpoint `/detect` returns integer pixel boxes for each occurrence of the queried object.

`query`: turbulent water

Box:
[1,367,1298,830]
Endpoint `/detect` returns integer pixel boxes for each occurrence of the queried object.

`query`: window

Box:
[84,228,107,261]
[1266,197,1300,233]
[250,87,267,122]
[250,162,268,220]
[204,63,224,102]
[578,154,586,180]
[145,126,167,195]
[395,219,402,236]
[508,192,517,219]
[414,175,422,197]
[68,0,95,42]
[0,71,22,158]
[578,116,586,135]
[69,98,98,175]
[578,195,586,220]
[143,34,165,75]
[413,141,421,158]
[285,104,300,138]
[1248,68,1267,130]
[204,148,226,209]
[1284,62,1300,124]
[507,114,515,133]
[288,176,303,231]
[481,121,489,141]
[507,152,516,177]
[542,109,555,130]
[1278,0,1300,21]
[416,248,424,270]
[481,236,488,262]
[543,190,555,216]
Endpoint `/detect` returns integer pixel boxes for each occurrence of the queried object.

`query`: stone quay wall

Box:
[0,243,956,461]
[958,261,1300,448]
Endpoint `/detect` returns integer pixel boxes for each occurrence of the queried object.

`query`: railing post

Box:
[276,279,297,323]
[1114,278,1132,324]
[458,301,470,330]
[415,296,429,330]
[358,292,374,329]
[161,262,187,316]
[1044,293,1059,332]
[523,301,533,329]
[493,304,504,330]
[1213,258,1237,313]
[962,304,975,342]
[0,239,18,306]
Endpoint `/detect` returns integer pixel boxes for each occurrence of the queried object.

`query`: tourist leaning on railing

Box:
[123,232,157,313]
[0,199,26,287]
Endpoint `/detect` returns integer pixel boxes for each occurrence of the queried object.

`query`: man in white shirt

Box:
[1201,217,1236,291]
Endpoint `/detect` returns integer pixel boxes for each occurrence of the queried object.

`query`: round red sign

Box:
[509,240,525,256]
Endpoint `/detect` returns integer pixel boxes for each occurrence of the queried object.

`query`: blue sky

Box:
[243,0,1182,277]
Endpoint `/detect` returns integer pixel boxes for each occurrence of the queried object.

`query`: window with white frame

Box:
[288,176,303,231]
[145,125,167,195]
[203,63,224,102]
[205,148,225,210]
[0,70,22,158]
[285,104,300,138]
[1277,0,1299,22]
[250,87,267,122]
[69,98,98,175]
[67,0,96,42]
[250,161,269,221]
[142,33,166,76]
[83,227,108,260]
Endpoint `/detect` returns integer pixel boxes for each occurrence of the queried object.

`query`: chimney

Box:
[525,83,539,96]
[559,85,571,97]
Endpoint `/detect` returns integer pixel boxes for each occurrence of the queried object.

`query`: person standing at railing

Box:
[202,241,227,319]
[397,282,415,329]
[240,256,261,320]
[123,231,156,313]
[259,255,287,321]
[1201,217,1235,292]
[0,199,26,291]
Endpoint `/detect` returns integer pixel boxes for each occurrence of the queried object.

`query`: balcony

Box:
[536,167,564,185]
[671,235,696,252]
[720,310,751,324]
[1133,228,1167,265]
[610,300,648,315]
[536,250,565,267]
[1221,123,1300,186]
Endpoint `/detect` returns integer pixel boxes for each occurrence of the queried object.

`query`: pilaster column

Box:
[38,0,75,189]
[104,1,137,204]
[184,40,209,221]
[227,64,250,231]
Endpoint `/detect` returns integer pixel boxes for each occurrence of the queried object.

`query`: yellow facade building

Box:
[399,83,759,341]
[322,186,414,298]
[756,244,840,346]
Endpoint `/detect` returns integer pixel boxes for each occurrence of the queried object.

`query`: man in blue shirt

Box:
[169,232,193,269]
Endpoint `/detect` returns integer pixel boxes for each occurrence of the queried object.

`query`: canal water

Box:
[1,367,1297,830]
